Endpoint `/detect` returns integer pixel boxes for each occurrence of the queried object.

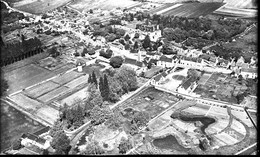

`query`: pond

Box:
[178,115,216,134]
[153,135,189,152]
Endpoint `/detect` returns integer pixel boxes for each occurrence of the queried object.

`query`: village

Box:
[0,0,257,155]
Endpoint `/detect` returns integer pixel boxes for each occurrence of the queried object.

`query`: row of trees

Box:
[1,36,43,67]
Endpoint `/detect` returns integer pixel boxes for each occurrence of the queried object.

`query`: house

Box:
[157,55,173,68]
[151,73,165,85]
[240,67,257,79]
[124,57,146,73]
[177,77,198,95]
[21,133,50,150]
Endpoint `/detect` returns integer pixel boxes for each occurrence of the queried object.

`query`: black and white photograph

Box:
[0,0,257,155]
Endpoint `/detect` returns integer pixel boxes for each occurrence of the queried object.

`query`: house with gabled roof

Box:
[124,57,146,74]
[157,55,173,68]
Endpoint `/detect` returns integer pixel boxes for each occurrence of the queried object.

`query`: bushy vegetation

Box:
[109,56,124,68]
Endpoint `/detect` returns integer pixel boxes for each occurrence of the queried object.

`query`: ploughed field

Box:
[152,2,225,18]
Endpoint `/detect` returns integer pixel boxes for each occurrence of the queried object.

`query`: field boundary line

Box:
[235,142,257,155]
[205,105,213,116]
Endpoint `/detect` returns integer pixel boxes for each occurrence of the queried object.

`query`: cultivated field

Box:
[158,2,224,18]
[13,0,71,14]
[37,86,70,103]
[24,81,60,98]
[35,106,59,125]
[10,93,42,111]
[69,0,140,12]
[4,63,55,94]
[52,71,83,85]
[63,75,89,89]
[58,85,89,106]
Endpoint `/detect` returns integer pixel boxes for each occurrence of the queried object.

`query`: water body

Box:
[0,101,43,152]
[178,115,216,134]
[153,135,189,152]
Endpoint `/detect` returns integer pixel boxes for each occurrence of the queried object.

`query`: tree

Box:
[142,35,151,49]
[133,41,139,49]
[109,56,124,68]
[0,74,8,97]
[51,131,71,155]
[82,48,88,55]
[49,47,60,58]
[91,71,98,87]
[100,48,113,59]
[12,139,22,150]
[118,138,133,154]
[134,32,139,38]
[90,105,112,125]
[124,43,130,50]
[107,76,123,102]
[105,109,122,130]
[114,66,138,93]
[49,120,63,138]
[131,111,149,128]
[99,76,104,99]
[88,49,95,55]
[85,83,103,113]
[103,74,110,101]
[89,9,93,14]
[124,34,130,41]
[82,140,104,155]
[88,74,92,83]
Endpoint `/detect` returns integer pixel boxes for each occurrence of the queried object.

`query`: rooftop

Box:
[159,55,172,62]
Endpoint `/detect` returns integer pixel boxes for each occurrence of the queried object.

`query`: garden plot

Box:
[10,93,42,111]
[64,75,89,89]
[24,81,60,98]
[37,86,70,103]
[231,109,253,127]
[35,106,59,125]
[198,73,212,85]
[52,71,83,85]
[214,132,239,145]
[205,73,219,85]
[118,87,179,120]
[58,85,89,106]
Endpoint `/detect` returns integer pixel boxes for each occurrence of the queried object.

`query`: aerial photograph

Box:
[0,0,257,155]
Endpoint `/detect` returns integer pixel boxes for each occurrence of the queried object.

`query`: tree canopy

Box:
[109,56,124,68]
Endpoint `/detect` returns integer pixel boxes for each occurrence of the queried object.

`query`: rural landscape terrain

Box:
[0,0,257,155]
